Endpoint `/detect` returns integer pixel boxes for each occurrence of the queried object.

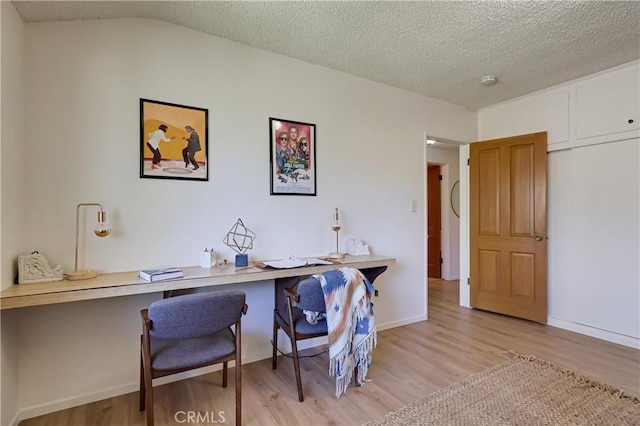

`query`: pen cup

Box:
[200,251,215,268]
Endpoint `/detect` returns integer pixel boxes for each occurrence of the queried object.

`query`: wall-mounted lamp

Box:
[328,207,345,259]
[66,203,110,281]
[426,139,437,145]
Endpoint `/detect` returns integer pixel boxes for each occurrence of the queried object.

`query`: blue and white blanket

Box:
[313,267,377,398]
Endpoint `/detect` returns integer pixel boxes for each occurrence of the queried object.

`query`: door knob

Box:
[535,235,543,241]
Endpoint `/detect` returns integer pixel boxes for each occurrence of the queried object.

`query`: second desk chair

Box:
[272,266,387,402]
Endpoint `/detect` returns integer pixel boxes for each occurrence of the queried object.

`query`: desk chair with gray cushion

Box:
[272,266,387,402]
[140,290,248,426]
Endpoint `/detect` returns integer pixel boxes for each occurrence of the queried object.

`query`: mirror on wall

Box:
[451,180,460,217]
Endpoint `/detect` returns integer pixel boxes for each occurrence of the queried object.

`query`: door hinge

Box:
[439,175,443,181]
[467,277,470,285]
[440,257,443,264]
[467,158,470,166]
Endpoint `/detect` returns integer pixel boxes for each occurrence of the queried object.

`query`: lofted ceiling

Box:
[11,0,640,111]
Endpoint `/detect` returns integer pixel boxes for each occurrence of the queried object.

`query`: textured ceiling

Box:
[12,0,640,110]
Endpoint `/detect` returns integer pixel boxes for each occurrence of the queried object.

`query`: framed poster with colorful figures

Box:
[140,98,208,181]
[269,117,316,195]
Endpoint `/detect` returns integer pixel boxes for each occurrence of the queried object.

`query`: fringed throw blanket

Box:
[313,267,377,398]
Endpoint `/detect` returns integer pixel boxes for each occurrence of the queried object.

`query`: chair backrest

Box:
[148,290,246,339]
[295,277,326,313]
[293,267,382,313]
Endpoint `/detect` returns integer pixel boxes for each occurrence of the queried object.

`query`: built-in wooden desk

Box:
[0,255,395,310]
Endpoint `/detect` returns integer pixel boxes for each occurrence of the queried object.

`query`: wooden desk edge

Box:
[1,256,396,310]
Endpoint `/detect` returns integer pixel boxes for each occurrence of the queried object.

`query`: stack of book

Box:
[138,267,183,282]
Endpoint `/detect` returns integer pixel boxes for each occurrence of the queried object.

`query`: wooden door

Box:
[427,165,441,278]
[470,132,547,323]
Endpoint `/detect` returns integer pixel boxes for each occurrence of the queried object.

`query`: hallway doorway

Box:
[425,138,463,309]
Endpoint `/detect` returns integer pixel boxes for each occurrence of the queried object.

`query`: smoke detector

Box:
[480,75,497,86]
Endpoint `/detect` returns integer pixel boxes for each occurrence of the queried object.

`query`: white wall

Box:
[1,2,25,425]
[3,18,476,420]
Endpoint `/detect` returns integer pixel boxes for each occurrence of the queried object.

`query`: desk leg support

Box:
[361,266,388,286]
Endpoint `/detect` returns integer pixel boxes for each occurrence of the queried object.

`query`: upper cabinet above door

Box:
[478,62,640,152]
[575,65,640,141]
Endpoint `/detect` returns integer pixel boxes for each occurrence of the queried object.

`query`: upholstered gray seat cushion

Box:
[294,316,327,334]
[150,327,235,371]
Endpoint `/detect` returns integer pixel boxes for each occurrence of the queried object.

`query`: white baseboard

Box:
[12,316,427,423]
[8,412,21,426]
[377,315,427,331]
[547,317,640,350]
[12,345,277,424]
[13,381,139,424]
[441,273,460,281]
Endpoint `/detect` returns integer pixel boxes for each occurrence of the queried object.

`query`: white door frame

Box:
[459,144,470,308]
[424,136,470,308]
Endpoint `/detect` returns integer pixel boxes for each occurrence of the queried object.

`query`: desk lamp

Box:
[66,203,110,281]
[328,207,345,259]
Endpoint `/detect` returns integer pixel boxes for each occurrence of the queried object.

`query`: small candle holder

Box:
[328,207,345,259]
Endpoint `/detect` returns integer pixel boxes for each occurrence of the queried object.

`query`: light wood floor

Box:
[20,279,640,425]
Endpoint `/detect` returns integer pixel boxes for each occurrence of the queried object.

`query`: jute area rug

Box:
[366,352,640,426]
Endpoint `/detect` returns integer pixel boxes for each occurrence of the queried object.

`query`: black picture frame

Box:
[140,98,208,181]
[269,117,317,196]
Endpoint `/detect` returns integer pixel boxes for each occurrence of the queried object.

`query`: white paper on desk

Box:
[262,257,332,269]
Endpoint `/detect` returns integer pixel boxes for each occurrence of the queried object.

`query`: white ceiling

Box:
[11,0,640,111]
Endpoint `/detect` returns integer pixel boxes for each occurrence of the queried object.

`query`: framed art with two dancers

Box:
[140,98,208,181]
